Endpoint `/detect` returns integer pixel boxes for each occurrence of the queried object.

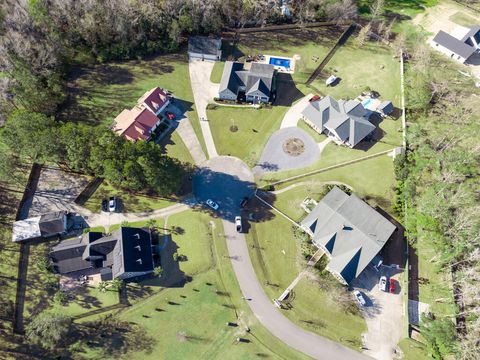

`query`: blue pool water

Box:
[269,57,291,68]
[362,98,375,110]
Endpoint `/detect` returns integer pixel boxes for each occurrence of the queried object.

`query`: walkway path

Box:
[280,94,312,129]
[188,58,219,158]
[222,218,371,360]
[175,116,207,165]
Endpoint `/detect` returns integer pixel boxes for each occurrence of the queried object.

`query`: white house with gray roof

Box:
[301,95,376,148]
[301,187,396,284]
[218,61,276,104]
[431,26,480,64]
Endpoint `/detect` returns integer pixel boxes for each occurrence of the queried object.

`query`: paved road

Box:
[280,94,312,129]
[223,219,372,360]
[188,58,219,158]
[193,156,371,360]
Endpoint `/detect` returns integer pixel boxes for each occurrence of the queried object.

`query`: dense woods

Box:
[402,41,480,359]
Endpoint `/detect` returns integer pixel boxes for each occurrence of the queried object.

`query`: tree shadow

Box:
[191,166,276,223]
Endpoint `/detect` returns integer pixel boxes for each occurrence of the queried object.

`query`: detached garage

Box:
[188,36,222,61]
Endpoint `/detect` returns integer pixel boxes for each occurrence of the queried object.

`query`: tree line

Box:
[399,34,480,360]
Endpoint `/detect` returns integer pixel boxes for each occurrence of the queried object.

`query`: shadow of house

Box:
[273,73,305,107]
[353,113,387,152]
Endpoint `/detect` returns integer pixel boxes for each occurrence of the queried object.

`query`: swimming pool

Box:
[269,57,291,69]
[362,98,375,110]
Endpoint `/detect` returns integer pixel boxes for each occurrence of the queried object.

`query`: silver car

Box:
[206,199,219,210]
[354,290,366,306]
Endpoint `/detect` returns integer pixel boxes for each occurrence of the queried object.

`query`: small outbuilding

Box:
[188,36,222,61]
[431,26,480,64]
[12,211,69,243]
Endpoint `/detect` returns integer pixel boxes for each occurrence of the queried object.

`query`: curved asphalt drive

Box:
[194,156,371,360]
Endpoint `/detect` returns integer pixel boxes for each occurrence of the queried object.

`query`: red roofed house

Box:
[112,87,171,142]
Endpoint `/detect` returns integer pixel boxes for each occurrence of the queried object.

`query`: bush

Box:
[206,103,218,110]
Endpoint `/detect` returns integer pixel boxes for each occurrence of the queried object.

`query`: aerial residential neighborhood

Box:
[0,1,478,360]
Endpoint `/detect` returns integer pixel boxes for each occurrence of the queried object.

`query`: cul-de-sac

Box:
[0,1,479,359]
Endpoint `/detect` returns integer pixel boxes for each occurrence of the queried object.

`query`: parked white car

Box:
[235,216,242,232]
[379,275,387,292]
[206,199,219,210]
[354,290,366,306]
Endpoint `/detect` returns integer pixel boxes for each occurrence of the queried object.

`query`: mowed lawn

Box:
[268,155,397,214]
[210,61,225,83]
[312,38,402,105]
[85,214,310,360]
[60,52,208,157]
[236,27,343,84]
[246,214,366,349]
[208,105,288,165]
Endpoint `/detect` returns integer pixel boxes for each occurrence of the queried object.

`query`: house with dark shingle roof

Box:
[12,211,69,243]
[50,227,155,281]
[188,36,222,60]
[301,187,396,284]
[431,26,480,63]
[301,96,375,148]
[219,61,276,104]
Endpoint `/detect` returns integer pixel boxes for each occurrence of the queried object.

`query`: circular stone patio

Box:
[253,127,320,175]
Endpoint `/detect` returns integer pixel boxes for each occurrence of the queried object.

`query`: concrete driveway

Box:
[188,58,219,158]
[352,265,404,360]
[280,94,312,128]
[253,127,320,175]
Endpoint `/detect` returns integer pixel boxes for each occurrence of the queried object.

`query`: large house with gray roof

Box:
[301,96,376,148]
[431,26,480,64]
[301,187,396,284]
[218,61,276,104]
[50,227,155,281]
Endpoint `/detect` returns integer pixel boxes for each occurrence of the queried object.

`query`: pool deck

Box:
[258,54,296,74]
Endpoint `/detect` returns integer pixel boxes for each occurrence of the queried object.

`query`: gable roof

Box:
[138,87,169,113]
[12,211,67,242]
[301,187,396,284]
[433,30,476,59]
[50,227,154,279]
[302,96,375,147]
[112,106,160,141]
[188,36,221,56]
[460,25,480,42]
[219,61,275,99]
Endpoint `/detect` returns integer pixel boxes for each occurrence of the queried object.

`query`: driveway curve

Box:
[193,156,371,360]
[280,93,312,129]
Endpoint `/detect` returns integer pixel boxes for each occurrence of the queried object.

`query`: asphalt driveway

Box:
[253,127,320,175]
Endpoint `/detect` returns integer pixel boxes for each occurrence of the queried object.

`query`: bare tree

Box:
[355,23,371,48]
[326,0,358,24]
[369,0,385,20]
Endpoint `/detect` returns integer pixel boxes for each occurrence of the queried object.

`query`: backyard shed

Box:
[188,36,222,60]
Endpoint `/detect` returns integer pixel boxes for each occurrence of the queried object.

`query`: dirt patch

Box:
[282,138,305,156]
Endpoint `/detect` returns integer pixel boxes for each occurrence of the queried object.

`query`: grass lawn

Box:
[245,213,366,349]
[208,105,288,165]
[237,27,342,84]
[297,120,327,143]
[358,0,438,18]
[60,52,208,158]
[81,214,310,360]
[311,39,402,105]
[210,61,225,83]
[163,130,195,164]
[449,11,479,26]
[84,182,177,214]
[267,155,397,214]
[398,338,429,360]
[259,118,401,187]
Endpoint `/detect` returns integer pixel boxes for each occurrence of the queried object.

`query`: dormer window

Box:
[136,258,142,265]
[134,233,140,239]
[135,245,141,251]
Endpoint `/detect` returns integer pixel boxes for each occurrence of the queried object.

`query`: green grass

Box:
[208,106,288,165]
[449,11,479,27]
[398,338,429,360]
[163,131,195,164]
[210,62,225,83]
[245,214,366,349]
[269,155,397,214]
[237,27,341,84]
[311,40,402,105]
[80,213,310,360]
[84,182,177,213]
[61,52,208,158]
[358,0,438,18]
[297,120,328,142]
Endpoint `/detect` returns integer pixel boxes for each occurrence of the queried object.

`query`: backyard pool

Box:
[269,57,291,69]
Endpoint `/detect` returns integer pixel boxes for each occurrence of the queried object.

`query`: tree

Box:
[59,123,96,173]
[355,23,371,48]
[1,110,61,163]
[26,312,72,350]
[369,0,384,20]
[421,315,457,359]
[153,266,163,277]
[326,0,358,24]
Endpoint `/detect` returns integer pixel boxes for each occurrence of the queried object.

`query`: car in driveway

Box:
[353,290,366,306]
[235,216,242,232]
[108,197,118,212]
[206,199,219,210]
[389,278,396,293]
[379,276,387,292]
